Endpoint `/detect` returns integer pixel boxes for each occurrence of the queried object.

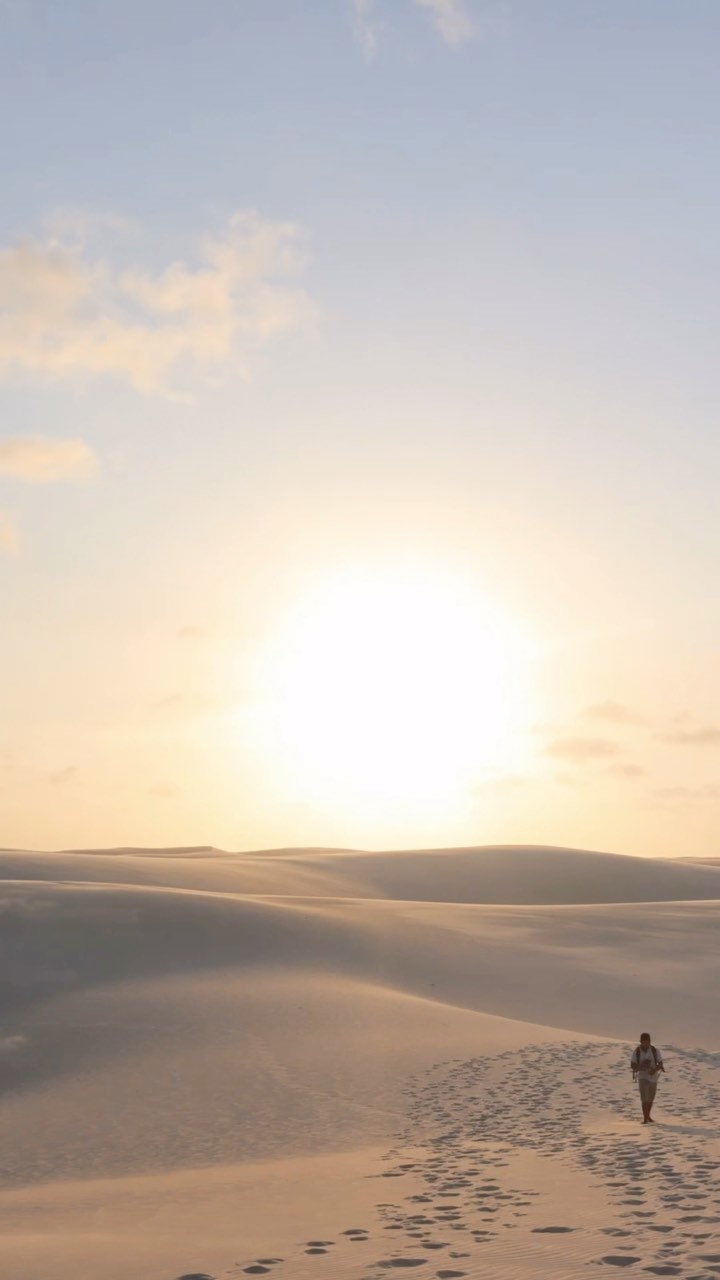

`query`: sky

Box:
[2,0,720,856]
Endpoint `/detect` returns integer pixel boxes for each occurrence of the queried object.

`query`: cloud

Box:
[554,772,580,788]
[353,0,382,53]
[43,206,141,249]
[0,437,96,482]
[605,762,645,780]
[0,1034,27,1055]
[0,210,314,394]
[352,0,474,49]
[661,726,720,747]
[0,512,19,554]
[48,766,77,785]
[583,700,646,727]
[544,736,620,763]
[655,784,720,802]
[414,0,474,44]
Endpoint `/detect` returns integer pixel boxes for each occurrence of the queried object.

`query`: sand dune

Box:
[4,841,720,901]
[1,843,719,1279]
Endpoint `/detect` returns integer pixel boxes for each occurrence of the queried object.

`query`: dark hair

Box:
[640,1032,651,1040]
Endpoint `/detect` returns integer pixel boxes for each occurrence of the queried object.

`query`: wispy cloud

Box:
[414,0,474,45]
[583,700,646,727]
[352,0,474,50]
[661,726,720,747]
[605,762,645,780]
[0,1035,27,1055]
[544,736,620,762]
[48,766,77,785]
[353,0,382,53]
[0,512,19,555]
[0,210,314,395]
[0,437,96,482]
[655,784,720,802]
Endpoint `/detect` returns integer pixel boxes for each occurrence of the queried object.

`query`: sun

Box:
[253,564,534,822]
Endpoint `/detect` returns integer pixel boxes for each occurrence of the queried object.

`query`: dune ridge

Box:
[4,841,720,902]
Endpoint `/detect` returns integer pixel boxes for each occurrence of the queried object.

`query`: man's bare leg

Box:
[640,1081,651,1122]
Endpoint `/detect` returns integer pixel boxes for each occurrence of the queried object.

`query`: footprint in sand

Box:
[304,1241,335,1255]
[600,1258,642,1268]
[377,1261,428,1269]
[532,1226,576,1234]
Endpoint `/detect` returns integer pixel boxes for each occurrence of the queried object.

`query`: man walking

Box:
[631,1032,665,1123]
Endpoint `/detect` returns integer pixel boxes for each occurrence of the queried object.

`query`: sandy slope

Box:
[1,844,719,1280]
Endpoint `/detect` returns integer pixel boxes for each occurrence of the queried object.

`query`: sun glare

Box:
[253,566,534,821]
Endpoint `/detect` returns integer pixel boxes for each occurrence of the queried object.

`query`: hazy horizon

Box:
[3,1,720,857]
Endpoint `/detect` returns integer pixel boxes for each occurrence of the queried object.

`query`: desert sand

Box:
[1,843,719,1280]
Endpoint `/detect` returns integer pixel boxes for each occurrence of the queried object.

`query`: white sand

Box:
[1,844,719,1280]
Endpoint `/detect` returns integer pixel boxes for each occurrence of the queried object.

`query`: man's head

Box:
[640,1032,651,1047]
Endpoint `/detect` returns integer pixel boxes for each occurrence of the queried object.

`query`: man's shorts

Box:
[639,1077,657,1105]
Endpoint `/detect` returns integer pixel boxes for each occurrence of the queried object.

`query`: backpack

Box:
[632,1045,659,1070]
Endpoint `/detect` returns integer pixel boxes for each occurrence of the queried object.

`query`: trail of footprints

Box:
[178,1042,720,1279]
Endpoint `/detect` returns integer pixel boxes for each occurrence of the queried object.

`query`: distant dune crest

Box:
[3,842,720,905]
